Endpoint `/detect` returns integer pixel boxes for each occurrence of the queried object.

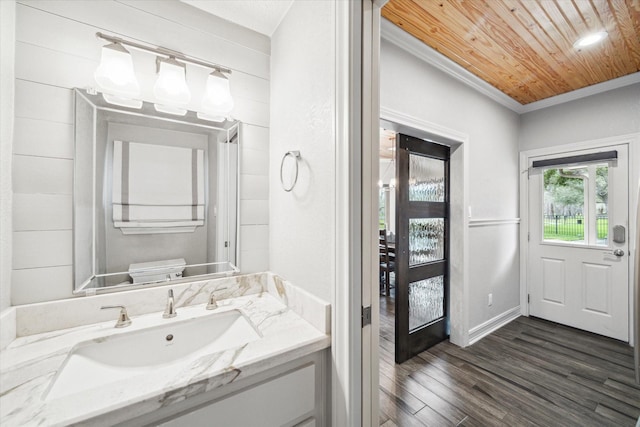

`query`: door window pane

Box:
[409,275,444,331]
[409,218,444,265]
[542,163,608,246]
[409,154,444,202]
[595,165,608,245]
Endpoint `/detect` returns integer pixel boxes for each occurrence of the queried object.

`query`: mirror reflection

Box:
[74,89,239,294]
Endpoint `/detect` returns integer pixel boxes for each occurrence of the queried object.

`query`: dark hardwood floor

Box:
[379,295,640,426]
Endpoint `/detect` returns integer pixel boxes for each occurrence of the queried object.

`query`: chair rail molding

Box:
[468,218,520,227]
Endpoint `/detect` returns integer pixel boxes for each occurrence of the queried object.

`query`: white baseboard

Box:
[468,306,521,345]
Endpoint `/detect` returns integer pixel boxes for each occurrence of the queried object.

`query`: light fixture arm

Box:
[96,32,232,75]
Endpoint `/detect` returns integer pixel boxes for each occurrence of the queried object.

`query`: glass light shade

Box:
[94,43,140,98]
[154,58,191,106]
[197,111,226,123]
[102,93,143,109]
[154,103,187,116]
[201,70,234,118]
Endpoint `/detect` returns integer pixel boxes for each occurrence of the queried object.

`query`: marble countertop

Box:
[0,289,330,426]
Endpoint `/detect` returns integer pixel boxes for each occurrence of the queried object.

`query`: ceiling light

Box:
[201,69,235,120]
[94,42,140,104]
[573,32,608,49]
[154,57,191,106]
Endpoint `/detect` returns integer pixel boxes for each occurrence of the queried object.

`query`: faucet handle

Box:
[206,287,228,310]
[101,305,132,328]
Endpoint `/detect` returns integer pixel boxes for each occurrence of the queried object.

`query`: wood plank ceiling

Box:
[382,0,640,105]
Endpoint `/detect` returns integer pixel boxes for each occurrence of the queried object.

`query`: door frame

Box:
[519,133,640,345]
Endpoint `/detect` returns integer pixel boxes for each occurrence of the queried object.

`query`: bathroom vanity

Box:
[0,273,331,426]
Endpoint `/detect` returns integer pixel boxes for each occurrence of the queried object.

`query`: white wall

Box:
[0,0,16,311]
[270,1,335,302]
[380,38,521,331]
[520,83,640,151]
[11,0,270,305]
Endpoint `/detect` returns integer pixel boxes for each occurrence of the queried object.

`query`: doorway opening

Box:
[375,113,469,425]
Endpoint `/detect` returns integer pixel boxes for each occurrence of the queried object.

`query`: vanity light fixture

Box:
[573,31,608,49]
[94,42,142,108]
[153,57,191,116]
[93,32,234,120]
[198,69,235,122]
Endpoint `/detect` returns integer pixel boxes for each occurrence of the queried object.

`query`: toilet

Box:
[128,258,187,284]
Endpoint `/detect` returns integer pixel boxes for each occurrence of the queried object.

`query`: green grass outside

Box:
[543,217,608,241]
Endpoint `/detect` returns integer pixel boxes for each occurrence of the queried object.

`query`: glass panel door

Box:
[395,134,450,363]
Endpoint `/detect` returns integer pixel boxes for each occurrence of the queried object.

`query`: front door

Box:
[395,133,450,363]
[528,145,629,341]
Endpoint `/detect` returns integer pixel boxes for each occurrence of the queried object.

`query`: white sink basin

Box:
[45,309,260,400]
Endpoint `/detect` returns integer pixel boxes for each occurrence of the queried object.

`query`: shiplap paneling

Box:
[13,194,72,231]
[13,117,73,159]
[240,249,269,273]
[241,148,270,176]
[241,174,270,201]
[16,38,269,106]
[242,124,269,152]
[240,225,269,250]
[16,1,270,79]
[12,155,73,195]
[12,1,271,303]
[14,80,73,124]
[117,0,270,55]
[15,5,270,127]
[240,200,269,225]
[14,44,269,128]
[12,266,73,305]
[13,230,72,270]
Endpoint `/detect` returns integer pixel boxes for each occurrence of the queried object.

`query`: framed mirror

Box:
[74,89,239,295]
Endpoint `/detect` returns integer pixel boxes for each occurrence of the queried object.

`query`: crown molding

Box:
[380,18,640,115]
[518,72,640,113]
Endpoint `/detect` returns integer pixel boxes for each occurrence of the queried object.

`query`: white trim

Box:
[380,18,640,115]
[333,1,362,426]
[520,73,640,114]
[379,106,470,348]
[468,306,521,345]
[469,218,520,227]
[519,133,640,344]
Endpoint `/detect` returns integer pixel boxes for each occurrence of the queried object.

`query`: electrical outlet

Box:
[488,293,493,306]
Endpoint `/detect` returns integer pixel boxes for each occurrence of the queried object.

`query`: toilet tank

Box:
[128,258,186,284]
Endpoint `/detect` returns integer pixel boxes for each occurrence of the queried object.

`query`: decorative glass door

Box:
[395,133,450,363]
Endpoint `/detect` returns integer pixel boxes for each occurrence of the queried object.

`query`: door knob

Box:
[612,249,625,257]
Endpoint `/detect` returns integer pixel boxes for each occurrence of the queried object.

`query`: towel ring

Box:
[280,150,301,192]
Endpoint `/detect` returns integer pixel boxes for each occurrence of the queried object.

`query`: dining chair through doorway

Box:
[379,229,395,296]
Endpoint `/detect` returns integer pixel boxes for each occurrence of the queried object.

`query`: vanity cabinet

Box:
[119,350,329,427]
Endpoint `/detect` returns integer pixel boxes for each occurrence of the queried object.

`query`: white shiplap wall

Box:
[1,0,16,312]
[12,0,270,305]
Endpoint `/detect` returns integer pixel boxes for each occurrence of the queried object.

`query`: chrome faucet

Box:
[163,289,177,318]
[101,305,132,328]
